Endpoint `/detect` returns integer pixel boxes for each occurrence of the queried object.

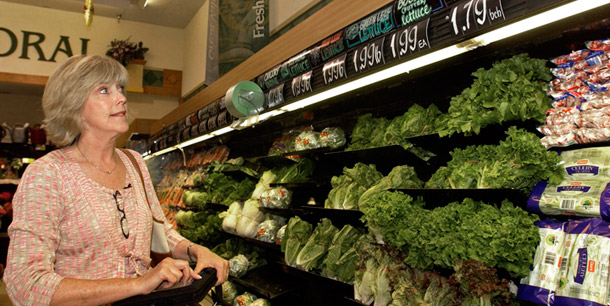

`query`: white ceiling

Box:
[2,0,207,29]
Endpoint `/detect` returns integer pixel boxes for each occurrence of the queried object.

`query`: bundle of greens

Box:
[346,113,390,151]
[325,163,383,210]
[359,165,423,209]
[207,157,261,178]
[295,218,339,271]
[450,259,518,306]
[175,210,224,246]
[322,224,362,282]
[187,173,256,207]
[359,190,426,245]
[425,127,564,192]
[282,216,313,266]
[360,191,540,277]
[272,158,316,183]
[441,53,553,137]
[211,238,267,270]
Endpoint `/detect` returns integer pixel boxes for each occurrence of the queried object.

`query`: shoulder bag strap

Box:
[120,148,150,207]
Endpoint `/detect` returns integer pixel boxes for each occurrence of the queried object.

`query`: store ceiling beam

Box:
[149,0,392,135]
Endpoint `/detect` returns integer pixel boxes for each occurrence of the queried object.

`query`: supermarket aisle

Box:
[0,280,12,306]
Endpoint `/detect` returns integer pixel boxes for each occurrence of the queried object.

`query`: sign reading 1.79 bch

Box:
[445,0,505,37]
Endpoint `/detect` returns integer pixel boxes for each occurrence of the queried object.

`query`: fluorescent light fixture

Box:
[146,0,609,159]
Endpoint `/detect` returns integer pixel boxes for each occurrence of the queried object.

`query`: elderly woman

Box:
[3,54,228,305]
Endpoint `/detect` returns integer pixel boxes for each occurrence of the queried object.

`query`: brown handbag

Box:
[120,149,172,267]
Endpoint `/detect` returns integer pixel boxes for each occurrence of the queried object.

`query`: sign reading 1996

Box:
[446,0,504,36]
[352,37,385,73]
[323,54,347,85]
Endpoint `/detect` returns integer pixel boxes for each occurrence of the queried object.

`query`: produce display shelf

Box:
[549,141,610,152]
[390,188,529,208]
[224,231,282,252]
[323,146,435,179]
[260,206,365,228]
[345,297,371,306]
[405,121,540,159]
[278,261,352,292]
[230,266,297,300]
[182,202,228,211]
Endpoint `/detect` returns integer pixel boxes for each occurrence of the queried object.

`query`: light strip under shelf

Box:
[143,0,609,160]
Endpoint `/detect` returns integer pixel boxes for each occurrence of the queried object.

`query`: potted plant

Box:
[105,38,149,66]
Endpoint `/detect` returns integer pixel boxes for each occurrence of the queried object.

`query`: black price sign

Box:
[322,54,347,85]
[292,71,313,98]
[389,17,430,59]
[352,37,385,73]
[267,83,285,108]
[446,0,504,37]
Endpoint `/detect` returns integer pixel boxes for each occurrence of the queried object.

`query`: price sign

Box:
[446,0,504,37]
[292,71,313,98]
[267,83,285,108]
[353,37,385,73]
[389,18,430,59]
[322,54,347,85]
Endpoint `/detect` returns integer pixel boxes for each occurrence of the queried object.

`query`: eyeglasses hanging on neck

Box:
[113,190,130,239]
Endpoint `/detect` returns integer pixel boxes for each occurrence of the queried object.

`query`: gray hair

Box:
[42,54,128,147]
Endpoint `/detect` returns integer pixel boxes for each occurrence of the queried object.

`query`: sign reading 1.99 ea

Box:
[352,37,386,73]
[389,17,430,59]
[323,54,347,85]
[446,0,505,37]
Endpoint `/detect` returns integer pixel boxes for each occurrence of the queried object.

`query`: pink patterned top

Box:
[3,148,185,305]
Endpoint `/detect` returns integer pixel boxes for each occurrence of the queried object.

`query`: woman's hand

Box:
[136,257,201,294]
[189,244,229,286]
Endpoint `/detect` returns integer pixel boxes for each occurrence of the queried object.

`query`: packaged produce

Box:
[294,130,321,151]
[518,220,567,305]
[518,218,610,306]
[552,93,584,108]
[559,147,610,179]
[276,224,286,245]
[319,127,346,149]
[551,49,592,66]
[222,281,239,305]
[255,220,279,243]
[236,199,265,238]
[221,201,243,234]
[251,171,277,200]
[229,254,250,278]
[579,90,610,110]
[528,179,610,218]
[575,127,610,143]
[537,123,576,136]
[249,298,271,306]
[586,39,610,52]
[259,186,291,209]
[540,132,578,149]
[233,292,257,306]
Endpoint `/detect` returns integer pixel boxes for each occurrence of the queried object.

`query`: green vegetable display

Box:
[185,173,256,207]
[207,157,261,178]
[175,210,225,247]
[441,53,552,136]
[295,218,339,272]
[272,158,315,183]
[425,127,564,192]
[211,238,267,271]
[359,165,423,209]
[360,191,540,277]
[324,163,383,210]
[282,216,313,266]
[322,224,362,282]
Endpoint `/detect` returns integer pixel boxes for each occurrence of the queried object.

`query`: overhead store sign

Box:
[0,27,89,62]
[218,0,270,77]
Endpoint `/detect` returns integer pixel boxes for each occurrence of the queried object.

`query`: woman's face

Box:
[81,82,129,137]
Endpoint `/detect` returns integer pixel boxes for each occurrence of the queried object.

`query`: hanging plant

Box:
[105,38,149,66]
